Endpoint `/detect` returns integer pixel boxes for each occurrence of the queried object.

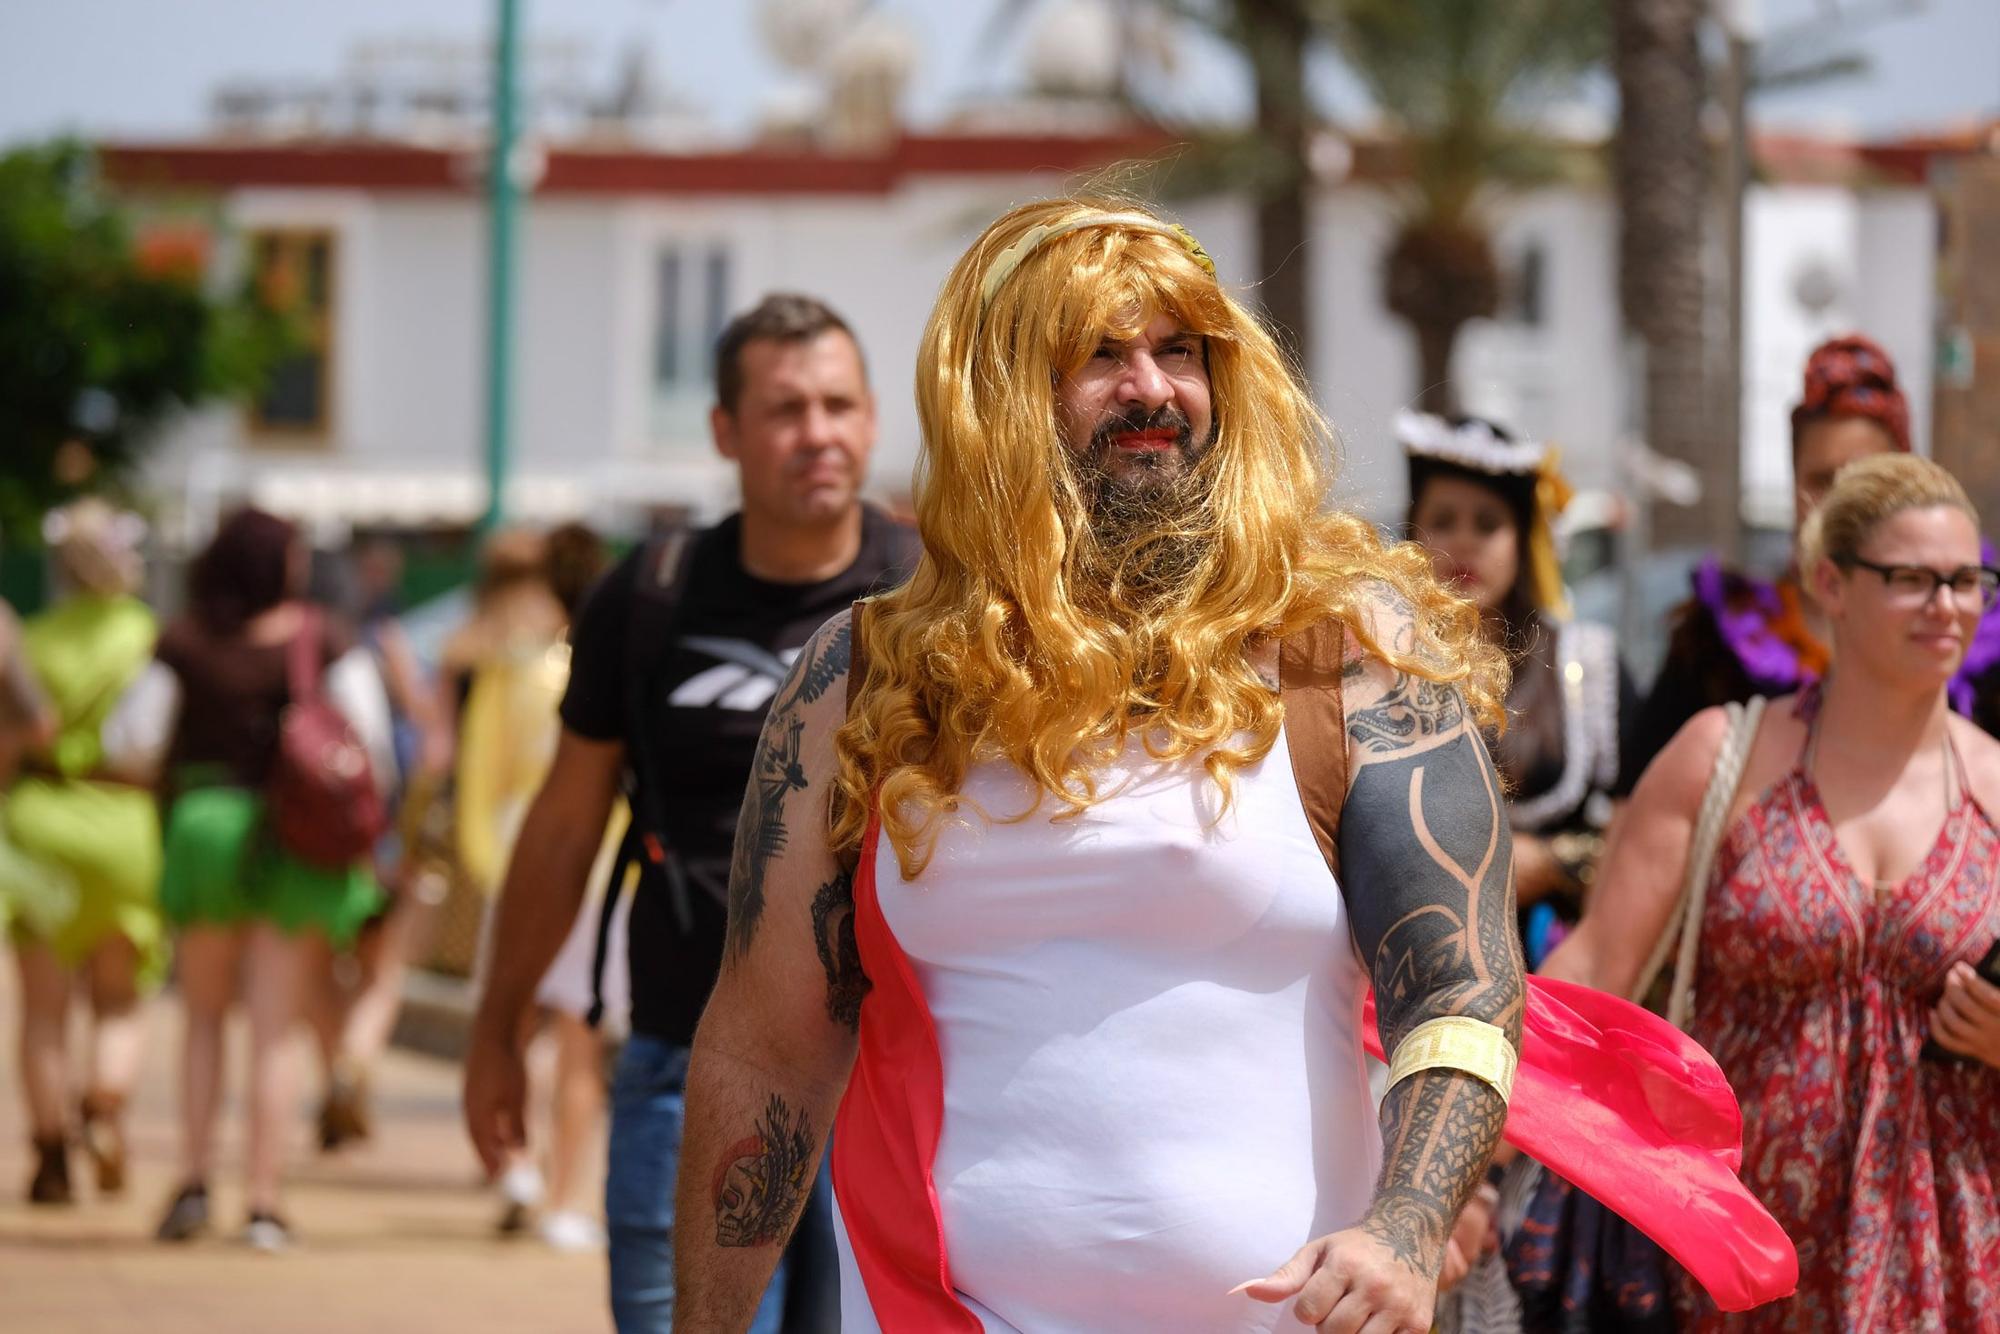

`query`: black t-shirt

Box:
[559,506,916,1043]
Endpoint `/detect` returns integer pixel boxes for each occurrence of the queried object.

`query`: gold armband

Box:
[1384,1016,1518,1104]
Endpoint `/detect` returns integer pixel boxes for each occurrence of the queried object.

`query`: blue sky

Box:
[0,0,1993,148]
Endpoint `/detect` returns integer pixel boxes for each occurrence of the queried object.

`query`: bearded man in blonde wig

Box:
[672,200,1524,1334]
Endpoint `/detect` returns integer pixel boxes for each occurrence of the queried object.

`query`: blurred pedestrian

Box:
[464,292,917,1333]
[6,500,163,1206]
[1402,411,1638,965]
[104,508,392,1251]
[307,538,454,1152]
[520,520,624,1254]
[1547,454,2000,1328]
[1632,334,2000,767]
[450,523,624,1250]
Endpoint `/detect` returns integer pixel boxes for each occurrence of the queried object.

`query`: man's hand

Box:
[462,1016,529,1179]
[1931,960,2000,1067]
[1238,1228,1436,1333]
[455,730,624,1177]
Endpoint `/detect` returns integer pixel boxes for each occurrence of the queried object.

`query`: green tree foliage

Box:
[0,141,288,537]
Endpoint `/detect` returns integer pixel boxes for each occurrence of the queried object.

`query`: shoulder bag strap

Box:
[286,606,323,706]
[1629,693,1767,1027]
[1278,617,1349,880]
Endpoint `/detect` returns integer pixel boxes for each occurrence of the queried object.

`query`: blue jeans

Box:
[606,1035,787,1334]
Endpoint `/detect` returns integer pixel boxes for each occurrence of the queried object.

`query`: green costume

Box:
[4,594,165,985]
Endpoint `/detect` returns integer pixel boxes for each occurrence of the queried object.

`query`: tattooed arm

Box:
[1244,592,1525,1332]
[673,610,869,1332]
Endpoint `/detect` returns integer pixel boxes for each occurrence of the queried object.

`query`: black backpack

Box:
[584,515,920,1026]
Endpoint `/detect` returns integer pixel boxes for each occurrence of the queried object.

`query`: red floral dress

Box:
[1675,725,2000,1330]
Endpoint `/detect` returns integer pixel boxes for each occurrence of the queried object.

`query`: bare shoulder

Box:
[1337,582,1470,759]
[1639,694,1796,821]
[1338,580,1440,706]
[1946,712,2000,813]
[779,606,854,713]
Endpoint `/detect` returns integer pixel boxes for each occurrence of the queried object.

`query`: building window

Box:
[247,230,335,440]
[1503,241,1546,328]
[652,242,731,435]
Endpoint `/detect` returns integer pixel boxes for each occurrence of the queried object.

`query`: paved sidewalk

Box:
[0,971,609,1333]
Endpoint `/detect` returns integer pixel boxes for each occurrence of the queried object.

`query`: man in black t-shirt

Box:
[464,294,917,1334]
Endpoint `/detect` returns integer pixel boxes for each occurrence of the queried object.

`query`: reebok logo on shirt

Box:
[666,637,803,711]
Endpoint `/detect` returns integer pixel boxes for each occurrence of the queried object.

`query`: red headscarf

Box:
[1790,333,1910,452]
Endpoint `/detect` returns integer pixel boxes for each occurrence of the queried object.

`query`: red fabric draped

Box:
[1363,977,1799,1313]
[831,811,984,1330]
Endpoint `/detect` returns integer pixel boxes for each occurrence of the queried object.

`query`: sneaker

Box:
[27,1139,72,1206]
[538,1209,607,1254]
[495,1162,543,1236]
[155,1183,210,1242]
[242,1211,293,1254]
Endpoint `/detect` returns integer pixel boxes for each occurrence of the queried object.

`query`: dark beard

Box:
[1069,405,1219,604]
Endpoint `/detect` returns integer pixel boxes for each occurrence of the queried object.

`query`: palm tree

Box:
[985,0,1322,366]
[1318,0,1604,414]
[1610,0,1709,545]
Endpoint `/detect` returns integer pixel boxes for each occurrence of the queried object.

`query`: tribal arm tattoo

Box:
[725,615,852,960]
[1337,629,1524,1281]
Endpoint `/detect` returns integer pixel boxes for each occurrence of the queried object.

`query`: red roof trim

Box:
[100,132,1176,198]
[97,122,1984,198]
[102,144,463,192]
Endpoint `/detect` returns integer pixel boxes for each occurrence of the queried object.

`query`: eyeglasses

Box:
[1840,557,2000,610]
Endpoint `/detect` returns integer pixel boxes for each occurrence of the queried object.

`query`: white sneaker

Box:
[242,1213,293,1254]
[539,1210,607,1254]
[499,1163,545,1208]
[496,1163,546,1235]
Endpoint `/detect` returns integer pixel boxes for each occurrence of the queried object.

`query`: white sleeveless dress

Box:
[832,728,1379,1333]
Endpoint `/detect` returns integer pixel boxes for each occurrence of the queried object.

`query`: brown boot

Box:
[79,1092,127,1196]
[28,1138,72,1206]
[317,1062,371,1152]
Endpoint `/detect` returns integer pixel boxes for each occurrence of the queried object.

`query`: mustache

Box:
[1088,405,1194,453]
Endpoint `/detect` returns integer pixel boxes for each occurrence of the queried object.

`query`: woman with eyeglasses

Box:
[1630,335,2000,771]
[1543,453,2000,1328]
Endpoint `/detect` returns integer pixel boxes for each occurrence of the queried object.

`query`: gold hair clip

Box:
[1167,223,1215,277]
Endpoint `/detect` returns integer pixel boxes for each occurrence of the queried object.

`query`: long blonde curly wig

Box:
[835,197,1507,877]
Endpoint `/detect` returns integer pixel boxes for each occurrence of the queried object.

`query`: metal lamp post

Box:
[481,0,522,533]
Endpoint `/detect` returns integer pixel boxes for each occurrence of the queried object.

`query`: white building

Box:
[102,125,1940,545]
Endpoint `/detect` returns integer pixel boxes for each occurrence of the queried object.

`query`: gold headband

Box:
[976,211,1216,314]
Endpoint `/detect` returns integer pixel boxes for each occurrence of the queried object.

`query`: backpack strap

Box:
[286,606,325,705]
[1278,616,1349,881]
[587,529,698,1030]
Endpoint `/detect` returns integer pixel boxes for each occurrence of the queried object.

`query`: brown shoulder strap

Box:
[845,599,873,718]
[1279,617,1348,879]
